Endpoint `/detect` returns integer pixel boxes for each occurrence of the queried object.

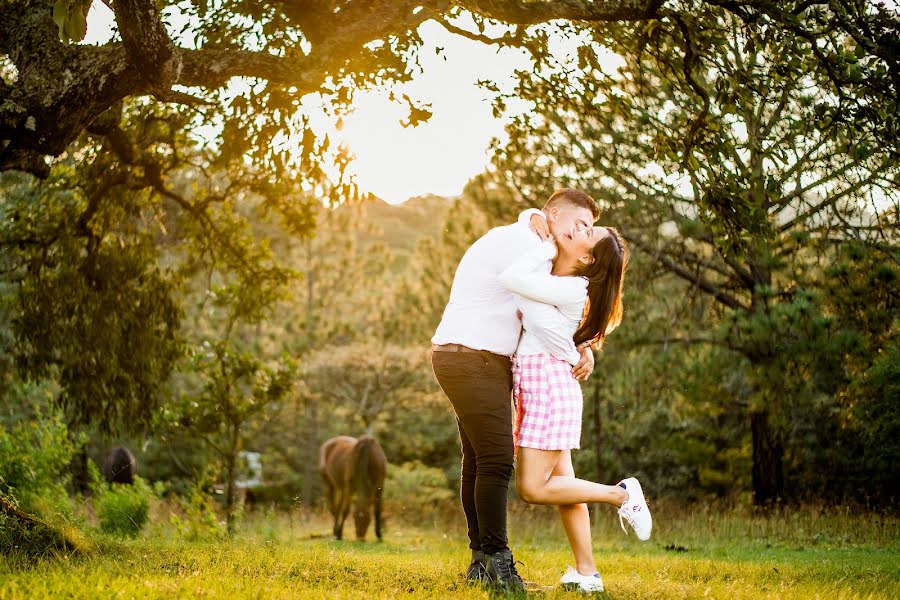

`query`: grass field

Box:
[1,502,898,599]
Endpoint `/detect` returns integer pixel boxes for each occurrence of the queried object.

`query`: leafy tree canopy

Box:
[1,0,896,184]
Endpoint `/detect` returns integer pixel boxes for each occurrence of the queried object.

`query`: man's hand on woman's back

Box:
[572,345,594,381]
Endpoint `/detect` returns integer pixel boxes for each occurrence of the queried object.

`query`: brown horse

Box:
[319,435,387,541]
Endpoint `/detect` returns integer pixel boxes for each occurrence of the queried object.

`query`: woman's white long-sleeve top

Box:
[498,240,587,365]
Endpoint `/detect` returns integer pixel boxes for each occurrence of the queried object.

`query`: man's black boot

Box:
[484,549,525,593]
[466,549,487,583]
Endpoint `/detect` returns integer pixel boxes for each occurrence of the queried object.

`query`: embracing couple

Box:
[431,189,652,593]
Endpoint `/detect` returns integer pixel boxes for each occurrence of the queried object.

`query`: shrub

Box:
[244,479,303,510]
[169,485,227,541]
[384,461,454,518]
[0,405,95,557]
[94,476,154,538]
[0,408,77,517]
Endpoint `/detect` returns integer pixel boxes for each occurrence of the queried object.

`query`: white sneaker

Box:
[560,566,605,593]
[617,477,652,541]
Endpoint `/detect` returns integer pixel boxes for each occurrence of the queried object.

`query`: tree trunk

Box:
[751,409,784,506]
[69,445,90,495]
[300,237,318,515]
[225,426,239,535]
[302,397,318,513]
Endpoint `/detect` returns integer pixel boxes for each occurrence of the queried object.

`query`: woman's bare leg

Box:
[554,451,597,576]
[515,447,627,507]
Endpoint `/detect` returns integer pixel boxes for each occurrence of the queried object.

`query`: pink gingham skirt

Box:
[512,353,583,451]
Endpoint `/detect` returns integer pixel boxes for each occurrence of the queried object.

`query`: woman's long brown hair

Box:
[572,227,628,349]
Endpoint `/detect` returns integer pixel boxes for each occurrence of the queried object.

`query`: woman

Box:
[498,224,651,593]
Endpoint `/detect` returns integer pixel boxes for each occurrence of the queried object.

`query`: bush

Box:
[0,405,93,557]
[244,480,304,510]
[94,477,154,538]
[0,414,75,515]
[169,485,227,541]
[0,408,77,517]
[384,461,454,518]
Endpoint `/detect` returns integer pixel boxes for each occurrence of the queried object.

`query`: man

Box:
[431,189,600,591]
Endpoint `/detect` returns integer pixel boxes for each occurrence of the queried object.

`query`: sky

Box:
[84,6,533,204]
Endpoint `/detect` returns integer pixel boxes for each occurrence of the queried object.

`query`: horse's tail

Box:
[374,481,383,541]
[353,435,387,540]
[353,436,377,496]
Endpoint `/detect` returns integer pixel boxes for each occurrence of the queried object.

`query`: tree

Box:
[490,11,898,504]
[0,99,316,433]
[305,342,435,435]
[798,242,899,504]
[175,340,294,532]
[0,168,183,433]
[1,0,895,178]
[0,97,320,498]
[168,251,296,531]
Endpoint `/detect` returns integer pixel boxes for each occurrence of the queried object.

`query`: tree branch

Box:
[778,160,892,233]
[628,234,748,311]
[437,19,524,46]
[459,0,665,23]
[113,0,179,92]
[672,13,711,169]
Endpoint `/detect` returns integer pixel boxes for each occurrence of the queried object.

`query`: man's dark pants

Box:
[431,349,514,556]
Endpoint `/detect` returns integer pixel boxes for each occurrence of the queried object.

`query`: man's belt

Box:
[431,343,483,353]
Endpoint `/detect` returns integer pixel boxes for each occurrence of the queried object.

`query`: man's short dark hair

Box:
[543,188,600,220]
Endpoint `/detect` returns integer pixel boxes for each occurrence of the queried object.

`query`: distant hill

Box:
[358,194,454,254]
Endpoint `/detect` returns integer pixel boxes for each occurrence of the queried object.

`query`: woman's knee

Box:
[516,473,541,504]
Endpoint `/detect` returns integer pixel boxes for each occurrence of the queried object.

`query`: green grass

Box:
[1,502,897,599]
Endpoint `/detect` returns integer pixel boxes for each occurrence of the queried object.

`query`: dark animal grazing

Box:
[104,446,137,484]
[319,435,387,541]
